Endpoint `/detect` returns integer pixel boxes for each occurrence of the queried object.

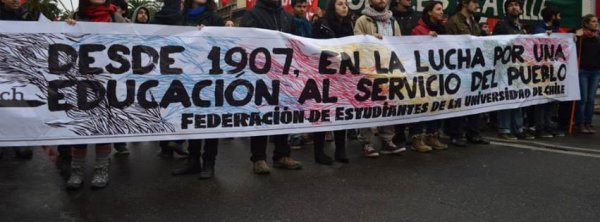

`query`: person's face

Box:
[586,17,599,31]
[1,0,21,10]
[89,0,106,5]
[553,13,561,22]
[334,0,348,17]
[293,2,309,17]
[370,0,388,11]
[193,0,207,6]
[136,9,149,23]
[396,0,410,9]
[428,3,444,21]
[465,0,480,14]
[506,2,522,18]
[225,20,234,27]
[481,24,489,32]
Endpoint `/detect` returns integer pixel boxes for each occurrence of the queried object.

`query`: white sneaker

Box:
[362,144,379,158]
[380,141,406,155]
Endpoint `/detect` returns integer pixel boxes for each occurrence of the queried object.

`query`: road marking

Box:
[491,141,600,158]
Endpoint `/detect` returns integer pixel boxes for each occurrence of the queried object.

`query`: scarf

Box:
[186,6,207,22]
[361,5,392,22]
[583,28,599,38]
[423,16,446,34]
[83,4,117,22]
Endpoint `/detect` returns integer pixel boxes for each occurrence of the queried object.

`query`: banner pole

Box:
[569,35,583,135]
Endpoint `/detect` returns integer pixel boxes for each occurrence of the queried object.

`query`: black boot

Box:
[172,154,201,176]
[334,148,349,163]
[198,161,215,179]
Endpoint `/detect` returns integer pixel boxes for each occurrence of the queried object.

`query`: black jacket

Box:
[182,10,224,27]
[392,8,420,36]
[577,35,600,71]
[0,6,32,21]
[240,0,293,33]
[151,0,183,25]
[493,19,525,35]
[312,17,353,39]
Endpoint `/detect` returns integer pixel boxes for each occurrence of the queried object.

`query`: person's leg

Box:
[467,114,489,144]
[333,130,348,162]
[393,124,406,146]
[67,144,87,189]
[313,131,332,165]
[409,122,431,152]
[250,136,269,174]
[173,140,201,175]
[199,139,219,179]
[584,71,600,126]
[91,144,111,189]
[272,134,301,169]
[425,120,447,150]
[535,105,553,137]
[445,117,466,146]
[497,110,512,135]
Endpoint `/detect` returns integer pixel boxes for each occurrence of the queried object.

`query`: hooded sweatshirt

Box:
[152,0,183,25]
[131,6,150,24]
[240,0,293,33]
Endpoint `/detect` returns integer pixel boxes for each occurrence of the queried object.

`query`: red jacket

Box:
[411,18,430,35]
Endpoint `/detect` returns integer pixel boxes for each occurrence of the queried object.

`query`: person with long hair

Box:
[574,14,600,134]
[63,0,128,190]
[408,1,448,152]
[309,0,354,164]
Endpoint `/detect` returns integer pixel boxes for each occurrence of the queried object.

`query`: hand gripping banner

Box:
[0,21,579,146]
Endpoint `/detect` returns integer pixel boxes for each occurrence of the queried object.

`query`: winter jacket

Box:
[493,19,525,35]
[577,35,600,71]
[73,9,128,23]
[411,19,431,35]
[446,12,480,36]
[152,0,183,25]
[291,15,312,37]
[531,21,559,34]
[0,6,32,21]
[312,17,354,39]
[393,8,420,36]
[240,0,293,33]
[182,10,224,27]
[353,15,401,36]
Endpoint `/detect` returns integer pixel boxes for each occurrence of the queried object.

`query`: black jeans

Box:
[313,130,346,157]
[250,135,290,162]
[188,139,219,162]
[444,114,481,139]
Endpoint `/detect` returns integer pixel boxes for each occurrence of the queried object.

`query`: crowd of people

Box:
[0,0,599,190]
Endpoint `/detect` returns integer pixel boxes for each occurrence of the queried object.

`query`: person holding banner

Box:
[290,0,312,37]
[354,0,404,158]
[390,0,420,36]
[530,6,565,138]
[574,15,600,134]
[171,0,223,179]
[63,0,130,190]
[408,1,448,152]
[310,0,354,164]
[0,0,35,160]
[241,0,303,174]
[492,0,535,141]
[443,0,490,147]
[131,6,150,24]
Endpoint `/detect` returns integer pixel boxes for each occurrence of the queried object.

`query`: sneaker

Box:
[273,157,302,170]
[66,167,84,190]
[498,133,518,140]
[585,125,596,134]
[450,138,467,147]
[515,132,535,140]
[467,136,490,144]
[536,130,554,138]
[253,160,270,175]
[289,134,304,150]
[113,144,130,155]
[575,125,590,134]
[362,144,380,158]
[91,163,110,189]
[550,129,565,137]
[380,141,406,155]
[411,135,432,153]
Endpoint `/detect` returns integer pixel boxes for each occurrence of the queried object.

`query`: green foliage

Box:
[23,0,62,20]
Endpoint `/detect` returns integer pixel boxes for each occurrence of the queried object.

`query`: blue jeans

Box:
[576,69,600,125]
[497,108,523,134]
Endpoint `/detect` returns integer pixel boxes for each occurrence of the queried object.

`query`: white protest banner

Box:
[0,21,578,146]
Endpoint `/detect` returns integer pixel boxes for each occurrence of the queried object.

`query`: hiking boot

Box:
[536,130,554,138]
[450,138,467,147]
[586,124,596,134]
[380,141,406,155]
[198,161,215,179]
[362,144,379,158]
[66,167,84,190]
[253,160,270,175]
[168,142,189,156]
[515,132,535,140]
[91,163,110,189]
[172,156,201,176]
[14,147,33,159]
[113,144,130,155]
[273,157,302,170]
[498,133,518,140]
[425,133,447,150]
[411,135,432,153]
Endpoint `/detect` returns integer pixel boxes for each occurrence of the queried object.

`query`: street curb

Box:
[483,136,600,155]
